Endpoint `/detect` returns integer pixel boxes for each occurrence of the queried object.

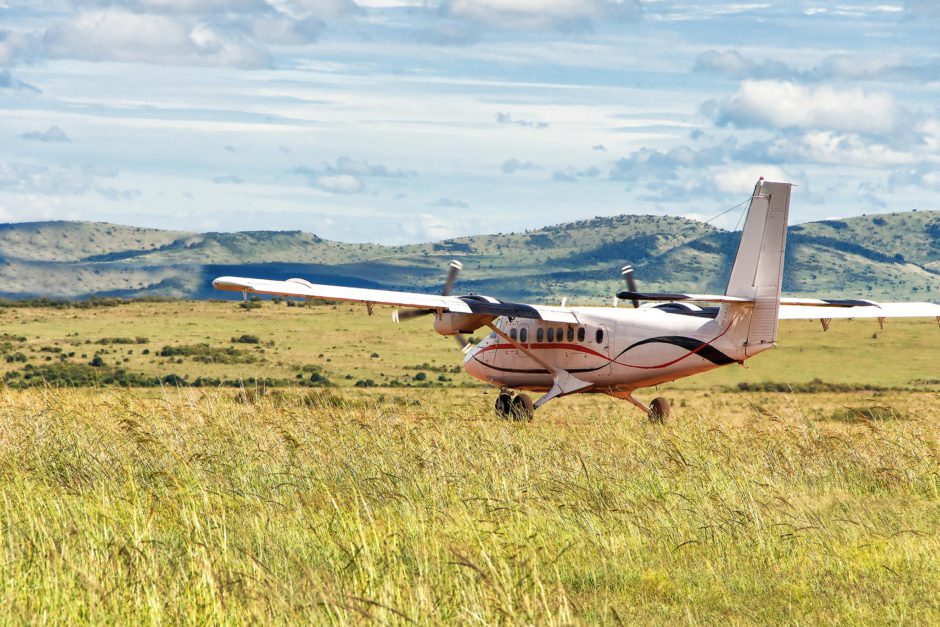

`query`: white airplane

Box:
[213,179,940,421]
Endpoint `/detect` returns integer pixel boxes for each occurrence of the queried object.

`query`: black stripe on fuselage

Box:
[470,334,736,374]
[618,336,736,365]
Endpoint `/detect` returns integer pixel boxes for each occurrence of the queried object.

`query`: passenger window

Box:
[547,327,555,342]
[536,327,544,342]
[520,327,528,343]
[566,327,574,342]
[596,329,604,344]
[577,327,585,342]
[510,328,517,341]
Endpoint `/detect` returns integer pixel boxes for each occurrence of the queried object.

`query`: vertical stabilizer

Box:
[721,179,792,355]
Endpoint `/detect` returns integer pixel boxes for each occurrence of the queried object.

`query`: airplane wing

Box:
[212,276,578,323]
[778,301,940,321]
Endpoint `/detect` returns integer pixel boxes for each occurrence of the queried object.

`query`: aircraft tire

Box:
[648,397,670,423]
[511,394,534,421]
[495,392,513,419]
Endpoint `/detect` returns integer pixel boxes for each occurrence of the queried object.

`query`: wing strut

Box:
[484,322,592,407]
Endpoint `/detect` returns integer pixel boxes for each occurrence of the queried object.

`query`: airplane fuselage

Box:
[462,305,770,398]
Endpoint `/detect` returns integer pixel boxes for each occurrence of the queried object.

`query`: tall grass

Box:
[0,388,937,623]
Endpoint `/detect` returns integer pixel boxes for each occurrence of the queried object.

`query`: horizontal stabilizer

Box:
[779,301,940,320]
[618,291,891,309]
[779,297,878,308]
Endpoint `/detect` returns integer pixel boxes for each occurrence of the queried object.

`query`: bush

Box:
[736,378,892,393]
[231,335,260,344]
[158,344,257,364]
[95,337,149,345]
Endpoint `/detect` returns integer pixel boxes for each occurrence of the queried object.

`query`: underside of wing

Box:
[212,276,578,323]
[213,276,474,313]
[779,301,940,320]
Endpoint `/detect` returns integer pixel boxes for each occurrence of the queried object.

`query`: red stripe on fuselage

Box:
[475,342,605,358]
[473,323,735,371]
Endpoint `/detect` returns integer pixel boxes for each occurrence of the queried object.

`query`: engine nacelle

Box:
[433,312,493,336]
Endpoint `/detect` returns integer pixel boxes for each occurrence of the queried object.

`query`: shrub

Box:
[158,344,257,364]
[95,337,148,345]
[231,335,260,344]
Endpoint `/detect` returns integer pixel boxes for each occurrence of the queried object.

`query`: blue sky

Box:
[1,1,939,243]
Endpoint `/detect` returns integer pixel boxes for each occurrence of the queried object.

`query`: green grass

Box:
[0,301,939,394]
[0,388,937,623]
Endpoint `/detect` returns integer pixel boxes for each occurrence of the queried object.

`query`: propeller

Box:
[393,260,471,351]
[621,264,640,308]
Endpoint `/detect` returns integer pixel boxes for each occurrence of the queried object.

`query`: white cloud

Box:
[711,165,789,194]
[694,49,793,80]
[313,174,362,193]
[904,0,940,18]
[501,158,539,173]
[20,125,71,142]
[496,112,549,128]
[696,49,940,84]
[0,160,93,195]
[0,29,36,67]
[293,156,414,194]
[429,196,468,208]
[764,131,915,167]
[43,8,272,68]
[714,80,910,136]
[440,0,639,32]
[124,0,273,13]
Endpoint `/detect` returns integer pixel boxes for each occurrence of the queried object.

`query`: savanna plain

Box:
[0,300,938,624]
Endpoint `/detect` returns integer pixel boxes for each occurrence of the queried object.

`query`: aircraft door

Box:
[593,324,612,377]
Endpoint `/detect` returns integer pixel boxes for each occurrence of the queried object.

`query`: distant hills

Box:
[0,210,938,303]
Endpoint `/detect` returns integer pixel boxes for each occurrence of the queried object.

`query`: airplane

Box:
[213,179,940,422]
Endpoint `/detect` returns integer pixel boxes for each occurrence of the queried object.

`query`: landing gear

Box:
[494,388,534,421]
[495,389,513,418]
[624,393,671,423]
[648,397,670,423]
[511,394,534,421]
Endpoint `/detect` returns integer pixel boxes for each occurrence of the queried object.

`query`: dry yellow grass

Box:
[0,386,937,624]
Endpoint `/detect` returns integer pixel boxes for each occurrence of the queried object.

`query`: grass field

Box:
[0,301,938,623]
[1,299,938,392]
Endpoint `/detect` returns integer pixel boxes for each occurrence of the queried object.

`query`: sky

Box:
[1,0,939,244]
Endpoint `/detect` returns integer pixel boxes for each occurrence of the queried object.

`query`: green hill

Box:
[0,211,937,303]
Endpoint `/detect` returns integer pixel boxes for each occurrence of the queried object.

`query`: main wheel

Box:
[648,397,670,423]
[494,392,513,419]
[511,394,534,421]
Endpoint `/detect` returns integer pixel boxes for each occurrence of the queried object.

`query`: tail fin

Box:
[720,179,792,356]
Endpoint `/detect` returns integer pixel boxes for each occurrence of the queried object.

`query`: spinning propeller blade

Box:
[393,260,472,351]
[393,308,436,322]
[621,265,640,308]
[442,260,462,296]
[455,334,472,352]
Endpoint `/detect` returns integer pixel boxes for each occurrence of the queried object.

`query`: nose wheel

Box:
[648,397,670,423]
[625,393,671,423]
[495,388,534,421]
